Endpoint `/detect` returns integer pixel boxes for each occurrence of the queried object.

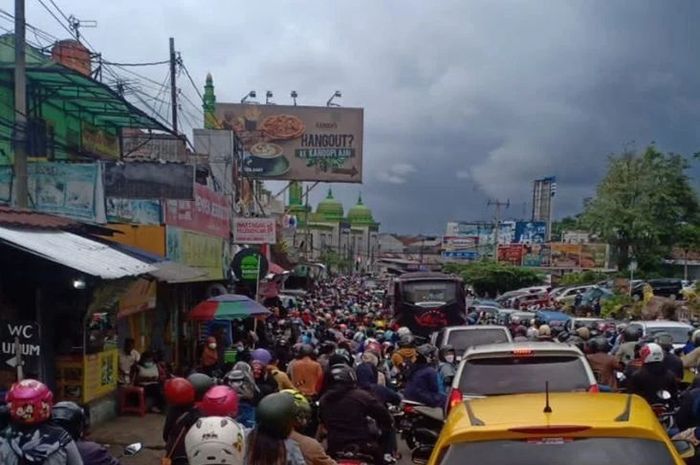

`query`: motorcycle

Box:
[652,390,678,434]
[334,451,376,465]
[399,400,443,451]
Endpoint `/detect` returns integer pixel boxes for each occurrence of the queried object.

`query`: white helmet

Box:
[397,327,412,338]
[640,343,664,364]
[185,416,245,465]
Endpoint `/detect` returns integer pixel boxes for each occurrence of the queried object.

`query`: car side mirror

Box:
[411,445,434,464]
[673,440,695,459]
[124,442,143,456]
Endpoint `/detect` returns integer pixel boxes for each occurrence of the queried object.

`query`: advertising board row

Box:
[445,221,548,245]
[497,243,609,269]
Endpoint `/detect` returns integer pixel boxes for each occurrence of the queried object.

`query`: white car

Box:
[554,285,595,305]
[626,320,694,351]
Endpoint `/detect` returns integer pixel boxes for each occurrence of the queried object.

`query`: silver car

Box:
[430,325,513,358]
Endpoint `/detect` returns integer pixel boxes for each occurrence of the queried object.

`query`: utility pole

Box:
[169,37,178,133]
[488,199,510,259]
[13,0,28,208]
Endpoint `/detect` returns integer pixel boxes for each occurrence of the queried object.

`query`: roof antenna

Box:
[543,381,552,413]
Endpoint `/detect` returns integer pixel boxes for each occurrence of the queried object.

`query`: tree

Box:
[551,215,580,242]
[581,146,698,271]
[676,223,700,280]
[443,261,542,296]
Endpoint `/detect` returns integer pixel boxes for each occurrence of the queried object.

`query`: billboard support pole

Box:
[488,199,510,260]
[302,182,320,261]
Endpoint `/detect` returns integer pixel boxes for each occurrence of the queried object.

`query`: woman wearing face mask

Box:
[437,345,457,394]
[200,336,219,376]
[136,350,165,413]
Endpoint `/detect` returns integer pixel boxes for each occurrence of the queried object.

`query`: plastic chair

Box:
[118,385,146,416]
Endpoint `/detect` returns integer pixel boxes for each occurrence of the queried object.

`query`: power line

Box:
[36,0,74,38]
[47,0,71,23]
[179,61,203,101]
[102,59,169,67]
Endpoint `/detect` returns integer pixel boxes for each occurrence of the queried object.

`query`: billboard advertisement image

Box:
[497,244,524,266]
[550,243,582,268]
[514,221,547,244]
[580,243,609,269]
[216,103,363,182]
[522,244,551,267]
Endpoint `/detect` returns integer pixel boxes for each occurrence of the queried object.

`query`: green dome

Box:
[315,188,344,221]
[347,193,375,225]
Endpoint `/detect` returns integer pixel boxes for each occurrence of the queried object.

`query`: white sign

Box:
[1,320,40,372]
[233,218,277,244]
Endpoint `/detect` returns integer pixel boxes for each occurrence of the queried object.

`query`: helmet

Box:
[538,325,552,337]
[319,341,336,355]
[624,326,642,342]
[7,379,53,424]
[588,336,610,354]
[164,377,195,406]
[365,341,382,357]
[187,373,215,401]
[200,386,239,418]
[640,343,664,364]
[330,348,354,367]
[399,334,414,347]
[328,363,357,386]
[575,327,591,341]
[256,392,297,439]
[692,329,700,347]
[439,344,455,360]
[51,401,86,440]
[185,416,245,465]
[251,348,272,365]
[416,344,437,362]
[280,389,311,426]
[655,332,674,351]
[397,327,412,338]
[299,344,314,358]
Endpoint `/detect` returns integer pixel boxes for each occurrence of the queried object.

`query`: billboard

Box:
[522,244,551,267]
[166,227,225,280]
[580,243,609,269]
[106,198,162,225]
[216,103,363,182]
[445,222,515,245]
[442,236,478,250]
[497,244,524,266]
[233,218,277,244]
[164,184,230,238]
[514,221,547,244]
[550,243,582,268]
[103,161,194,200]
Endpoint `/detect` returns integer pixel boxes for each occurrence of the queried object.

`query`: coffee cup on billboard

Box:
[249,142,283,172]
[244,106,261,131]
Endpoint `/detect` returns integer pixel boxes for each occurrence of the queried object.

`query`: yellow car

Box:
[418,392,693,465]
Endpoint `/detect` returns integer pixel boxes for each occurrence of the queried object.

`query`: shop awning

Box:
[0,226,155,279]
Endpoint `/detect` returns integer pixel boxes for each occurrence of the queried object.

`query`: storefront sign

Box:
[106,224,166,256]
[106,198,162,224]
[122,131,187,162]
[103,161,194,200]
[550,243,583,268]
[82,122,118,159]
[117,279,157,318]
[231,248,269,282]
[497,244,524,266]
[0,320,40,373]
[514,221,547,244]
[216,103,364,183]
[233,218,276,244]
[164,184,230,238]
[83,349,118,403]
[166,227,224,280]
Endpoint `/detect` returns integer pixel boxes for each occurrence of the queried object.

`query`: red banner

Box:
[497,244,524,266]
[164,184,230,238]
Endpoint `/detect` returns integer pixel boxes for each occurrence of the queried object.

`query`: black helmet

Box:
[439,345,455,361]
[187,373,214,401]
[624,326,642,343]
[299,344,314,358]
[256,392,297,439]
[328,363,357,386]
[588,336,610,354]
[655,332,674,351]
[416,344,437,362]
[51,401,86,440]
[319,341,337,355]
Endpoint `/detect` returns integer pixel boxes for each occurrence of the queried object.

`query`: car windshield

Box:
[458,355,590,395]
[439,438,675,465]
[402,280,457,304]
[646,326,691,344]
[574,319,603,329]
[448,329,510,355]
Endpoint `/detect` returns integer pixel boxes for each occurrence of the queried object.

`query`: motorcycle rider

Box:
[51,401,120,465]
[615,326,642,366]
[656,332,684,381]
[585,337,622,390]
[184,416,245,465]
[0,379,83,465]
[437,345,457,392]
[682,330,700,369]
[319,364,393,465]
[282,389,337,465]
[628,342,678,405]
[404,344,446,408]
[289,344,324,398]
[246,392,306,465]
[162,377,196,442]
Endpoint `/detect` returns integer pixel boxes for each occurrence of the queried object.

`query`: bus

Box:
[390,271,466,336]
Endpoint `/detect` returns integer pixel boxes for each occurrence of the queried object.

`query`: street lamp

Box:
[241,90,256,103]
[327,90,342,107]
[291,90,298,106]
[265,91,274,104]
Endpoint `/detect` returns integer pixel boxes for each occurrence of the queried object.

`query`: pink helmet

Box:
[199,385,239,418]
[7,379,53,424]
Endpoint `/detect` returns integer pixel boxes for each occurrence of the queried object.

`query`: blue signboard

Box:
[514,221,547,244]
[442,251,479,260]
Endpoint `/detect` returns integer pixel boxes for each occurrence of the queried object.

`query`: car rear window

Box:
[439,438,674,465]
[458,355,590,395]
[646,326,691,344]
[447,329,510,355]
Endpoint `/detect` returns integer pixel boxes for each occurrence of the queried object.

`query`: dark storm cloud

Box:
[28,0,700,233]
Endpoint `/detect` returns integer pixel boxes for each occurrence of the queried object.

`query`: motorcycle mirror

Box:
[673,440,695,459]
[123,442,143,456]
[411,445,433,464]
[657,390,672,401]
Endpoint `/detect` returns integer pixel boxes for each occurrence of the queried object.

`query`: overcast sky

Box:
[14,0,700,233]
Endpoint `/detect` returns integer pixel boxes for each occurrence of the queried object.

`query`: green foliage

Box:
[676,223,700,253]
[443,261,542,296]
[600,293,639,319]
[551,216,580,242]
[558,270,609,286]
[319,249,352,273]
[581,146,699,271]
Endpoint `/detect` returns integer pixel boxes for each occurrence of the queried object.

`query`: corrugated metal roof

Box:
[0,206,79,229]
[0,226,155,279]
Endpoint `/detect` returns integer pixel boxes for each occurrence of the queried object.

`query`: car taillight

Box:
[403,404,416,414]
[512,348,534,357]
[587,384,599,393]
[446,388,463,414]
